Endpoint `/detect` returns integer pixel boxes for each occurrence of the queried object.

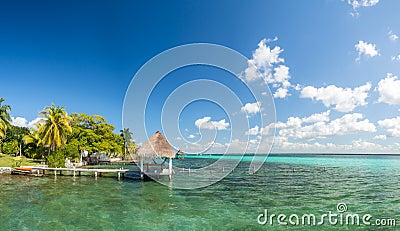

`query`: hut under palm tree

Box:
[136,131,176,180]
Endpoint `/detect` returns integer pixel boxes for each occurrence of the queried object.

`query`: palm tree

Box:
[23,130,42,148]
[23,129,43,158]
[0,98,12,139]
[120,128,133,158]
[38,104,72,151]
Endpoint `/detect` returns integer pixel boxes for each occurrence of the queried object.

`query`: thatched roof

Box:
[136,131,176,158]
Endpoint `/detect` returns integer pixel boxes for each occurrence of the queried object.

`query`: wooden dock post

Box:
[140,158,144,180]
[168,158,172,181]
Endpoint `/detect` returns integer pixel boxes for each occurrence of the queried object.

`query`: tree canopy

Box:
[38,104,72,150]
[3,125,30,156]
[1,99,134,166]
[68,113,123,156]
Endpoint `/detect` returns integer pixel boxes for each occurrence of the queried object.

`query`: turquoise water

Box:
[1,154,399,230]
[185,154,400,170]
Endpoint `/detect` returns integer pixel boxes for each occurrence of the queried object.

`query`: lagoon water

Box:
[1,154,399,230]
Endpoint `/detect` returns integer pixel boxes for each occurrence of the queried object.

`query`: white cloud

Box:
[226,138,263,154]
[195,117,229,130]
[11,117,28,127]
[350,139,383,151]
[243,40,284,82]
[267,111,330,132]
[243,62,260,82]
[272,137,398,154]
[28,118,42,128]
[300,83,371,112]
[280,117,302,128]
[178,140,228,154]
[355,40,379,61]
[273,88,289,98]
[347,0,380,17]
[273,138,326,152]
[301,110,331,123]
[188,134,195,139]
[175,137,182,141]
[11,117,41,128]
[373,135,387,140]
[389,34,399,41]
[243,38,293,98]
[377,73,400,105]
[272,65,291,87]
[276,111,329,128]
[378,116,400,137]
[246,125,260,136]
[348,0,380,10]
[241,102,261,115]
[252,40,283,75]
[391,55,400,62]
[277,112,376,140]
[388,30,399,41]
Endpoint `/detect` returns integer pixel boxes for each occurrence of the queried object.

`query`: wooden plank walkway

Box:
[14,166,173,181]
[28,166,136,179]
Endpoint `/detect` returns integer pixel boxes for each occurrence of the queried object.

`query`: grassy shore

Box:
[0,154,41,167]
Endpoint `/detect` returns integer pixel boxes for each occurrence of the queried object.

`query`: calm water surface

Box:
[1,154,399,230]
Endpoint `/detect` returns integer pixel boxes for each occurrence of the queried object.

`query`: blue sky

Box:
[1,0,400,153]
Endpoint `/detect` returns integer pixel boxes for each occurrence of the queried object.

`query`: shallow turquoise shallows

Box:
[1,154,399,230]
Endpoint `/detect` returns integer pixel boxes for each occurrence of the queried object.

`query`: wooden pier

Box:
[13,166,173,181]
[26,166,137,179]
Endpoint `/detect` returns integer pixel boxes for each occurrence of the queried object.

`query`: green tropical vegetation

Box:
[39,104,72,151]
[2,125,30,156]
[69,113,124,155]
[0,98,12,140]
[23,129,45,159]
[121,128,136,159]
[0,98,135,167]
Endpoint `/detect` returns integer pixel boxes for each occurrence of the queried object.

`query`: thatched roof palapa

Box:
[136,131,176,159]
